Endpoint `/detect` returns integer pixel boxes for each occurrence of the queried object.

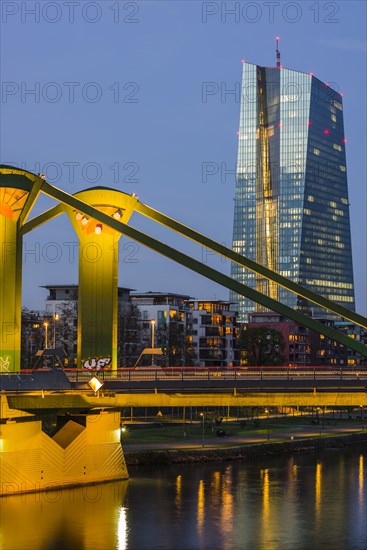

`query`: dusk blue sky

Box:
[1,1,366,315]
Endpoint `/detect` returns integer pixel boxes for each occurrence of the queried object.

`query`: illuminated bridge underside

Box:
[5,386,367,410]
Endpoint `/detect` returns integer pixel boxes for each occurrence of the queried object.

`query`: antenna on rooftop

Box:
[276,36,281,68]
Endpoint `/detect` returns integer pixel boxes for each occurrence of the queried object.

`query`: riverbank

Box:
[124,431,367,466]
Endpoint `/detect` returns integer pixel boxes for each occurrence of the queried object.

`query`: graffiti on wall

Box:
[82,356,111,371]
[0,356,10,372]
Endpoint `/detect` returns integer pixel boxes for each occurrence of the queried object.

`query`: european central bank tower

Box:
[230,57,355,321]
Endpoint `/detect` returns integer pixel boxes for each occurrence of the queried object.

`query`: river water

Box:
[1,446,366,550]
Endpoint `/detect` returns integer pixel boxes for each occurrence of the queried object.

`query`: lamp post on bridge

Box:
[53,313,59,349]
[150,319,155,367]
[266,408,270,440]
[43,322,49,349]
[200,412,205,447]
[317,407,322,436]
[360,405,364,430]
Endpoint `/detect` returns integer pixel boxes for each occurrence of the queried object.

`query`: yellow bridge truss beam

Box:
[1,166,366,372]
[5,390,367,412]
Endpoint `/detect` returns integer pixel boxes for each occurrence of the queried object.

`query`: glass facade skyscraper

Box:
[230,62,355,321]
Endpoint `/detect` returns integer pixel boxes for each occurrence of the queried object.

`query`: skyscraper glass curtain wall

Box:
[230,63,355,321]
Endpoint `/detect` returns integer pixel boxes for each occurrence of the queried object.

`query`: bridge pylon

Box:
[64,188,138,370]
[0,169,43,372]
[0,394,128,496]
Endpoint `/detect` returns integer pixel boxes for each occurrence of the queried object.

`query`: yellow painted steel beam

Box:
[6,174,367,359]
[20,178,367,331]
[6,390,367,410]
[0,167,44,371]
[62,189,138,370]
[15,181,367,356]
[19,203,64,235]
[134,203,367,330]
[17,176,44,228]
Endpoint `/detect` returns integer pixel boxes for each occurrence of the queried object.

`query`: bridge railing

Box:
[61,366,367,383]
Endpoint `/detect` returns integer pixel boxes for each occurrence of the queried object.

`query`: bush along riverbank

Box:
[124,432,367,466]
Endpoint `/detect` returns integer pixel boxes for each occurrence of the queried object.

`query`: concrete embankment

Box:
[124,432,367,466]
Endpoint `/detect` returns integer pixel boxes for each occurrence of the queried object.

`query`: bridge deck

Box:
[1,368,366,413]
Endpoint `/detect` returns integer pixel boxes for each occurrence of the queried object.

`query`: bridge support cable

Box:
[20,181,367,358]
[18,175,367,330]
[134,202,367,330]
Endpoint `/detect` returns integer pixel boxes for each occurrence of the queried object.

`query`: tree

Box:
[240,326,286,366]
[21,308,44,368]
[168,314,187,366]
[118,303,143,368]
[56,301,78,364]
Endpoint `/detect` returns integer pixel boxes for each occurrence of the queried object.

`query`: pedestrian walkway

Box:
[123,422,366,452]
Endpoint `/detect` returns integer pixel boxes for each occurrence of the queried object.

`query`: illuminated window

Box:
[328,295,354,302]
[313,148,320,156]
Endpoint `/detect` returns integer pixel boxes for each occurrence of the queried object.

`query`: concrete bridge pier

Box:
[0,395,128,496]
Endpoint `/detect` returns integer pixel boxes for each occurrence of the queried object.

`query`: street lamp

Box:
[53,313,59,349]
[88,376,103,394]
[43,322,49,349]
[200,412,205,447]
[360,405,364,430]
[265,408,270,440]
[150,319,155,367]
[317,407,322,436]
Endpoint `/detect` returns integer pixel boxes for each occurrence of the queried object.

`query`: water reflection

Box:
[315,460,322,516]
[0,447,365,550]
[0,482,127,550]
[117,507,128,550]
[359,454,364,506]
[197,478,205,544]
[220,465,233,542]
[175,474,182,512]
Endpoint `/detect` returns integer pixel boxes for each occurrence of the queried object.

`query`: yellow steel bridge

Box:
[1,166,367,495]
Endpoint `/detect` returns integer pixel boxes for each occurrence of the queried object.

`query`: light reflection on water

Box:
[0,447,366,550]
